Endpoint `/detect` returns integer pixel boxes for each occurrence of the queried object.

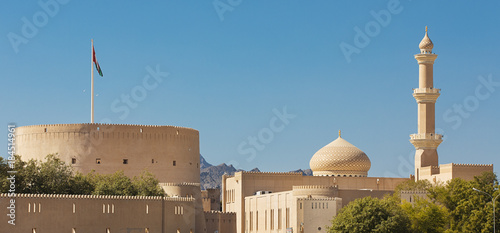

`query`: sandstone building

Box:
[409,27,493,183]
[220,28,494,233]
[2,28,494,233]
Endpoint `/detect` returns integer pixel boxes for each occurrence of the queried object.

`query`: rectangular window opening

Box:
[123,159,128,164]
[173,160,176,166]
[96,158,101,164]
[72,158,76,164]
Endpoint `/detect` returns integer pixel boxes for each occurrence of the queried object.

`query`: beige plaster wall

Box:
[223,172,409,233]
[204,211,237,233]
[15,124,200,184]
[0,193,195,233]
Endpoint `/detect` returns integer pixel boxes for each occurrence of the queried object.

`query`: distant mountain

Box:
[199,155,307,190]
[200,154,213,170]
[290,169,313,176]
[200,162,237,190]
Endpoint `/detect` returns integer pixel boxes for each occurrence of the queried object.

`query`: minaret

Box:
[410,27,443,181]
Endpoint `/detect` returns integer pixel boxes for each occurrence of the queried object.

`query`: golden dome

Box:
[419,26,434,52]
[309,132,371,177]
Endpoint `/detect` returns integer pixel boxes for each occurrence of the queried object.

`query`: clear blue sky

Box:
[1,1,499,177]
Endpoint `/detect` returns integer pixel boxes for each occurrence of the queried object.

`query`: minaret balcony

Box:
[409,133,443,149]
[413,88,440,94]
[413,88,440,103]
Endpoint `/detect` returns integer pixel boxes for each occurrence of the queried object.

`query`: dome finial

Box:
[339,130,341,138]
[425,26,428,33]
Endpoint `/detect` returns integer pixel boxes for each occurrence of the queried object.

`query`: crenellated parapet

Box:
[296,197,341,201]
[451,163,493,167]
[204,210,236,215]
[400,190,428,195]
[292,185,337,190]
[160,182,201,187]
[0,193,199,202]
[240,171,303,176]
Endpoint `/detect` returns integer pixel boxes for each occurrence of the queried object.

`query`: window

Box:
[265,210,267,230]
[44,128,47,132]
[286,208,290,228]
[146,204,149,214]
[72,228,76,233]
[152,159,154,163]
[32,229,37,233]
[73,203,76,213]
[145,228,149,233]
[250,211,253,231]
[300,203,302,209]
[140,128,143,133]
[271,209,274,230]
[106,228,111,233]
[278,209,282,229]
[72,158,76,164]
[256,211,259,231]
[123,159,128,164]
[173,161,176,166]
[96,158,101,164]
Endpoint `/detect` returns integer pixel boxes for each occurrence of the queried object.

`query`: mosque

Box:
[1,28,493,233]
[220,27,493,233]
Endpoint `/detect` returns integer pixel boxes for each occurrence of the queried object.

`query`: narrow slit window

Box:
[173,161,176,166]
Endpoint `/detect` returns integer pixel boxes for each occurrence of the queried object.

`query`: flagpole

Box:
[91,39,94,123]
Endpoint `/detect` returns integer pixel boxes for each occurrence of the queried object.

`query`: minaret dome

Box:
[419,26,434,54]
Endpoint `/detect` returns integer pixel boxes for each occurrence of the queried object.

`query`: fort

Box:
[15,123,200,184]
[6,123,235,233]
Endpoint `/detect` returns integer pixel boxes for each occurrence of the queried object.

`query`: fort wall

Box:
[204,211,237,233]
[0,193,196,233]
[15,123,200,184]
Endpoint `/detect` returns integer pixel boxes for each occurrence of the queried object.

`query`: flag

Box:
[93,46,103,77]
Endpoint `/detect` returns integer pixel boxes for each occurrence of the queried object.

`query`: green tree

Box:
[3,154,166,197]
[92,171,137,196]
[328,196,410,233]
[427,172,498,233]
[15,154,74,194]
[70,172,96,195]
[401,197,449,233]
[393,179,432,199]
[132,170,165,196]
[0,157,10,192]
